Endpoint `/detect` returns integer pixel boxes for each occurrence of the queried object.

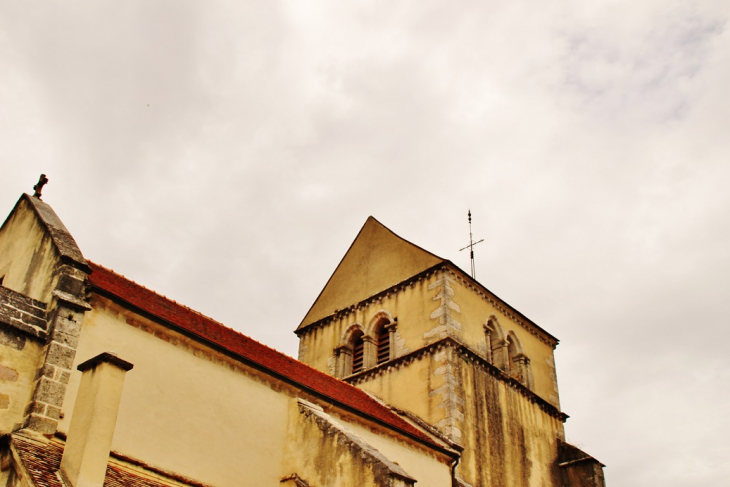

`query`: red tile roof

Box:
[12,435,200,487]
[86,262,446,453]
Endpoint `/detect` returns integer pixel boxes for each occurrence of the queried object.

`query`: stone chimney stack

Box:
[60,353,133,487]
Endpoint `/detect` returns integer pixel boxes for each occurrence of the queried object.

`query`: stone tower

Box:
[296,217,605,487]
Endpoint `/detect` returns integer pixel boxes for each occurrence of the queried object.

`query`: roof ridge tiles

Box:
[86,263,339,379]
[87,261,260,341]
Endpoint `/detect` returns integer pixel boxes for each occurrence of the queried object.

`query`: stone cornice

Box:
[295,262,559,349]
[294,263,445,336]
[444,265,559,348]
[344,336,568,422]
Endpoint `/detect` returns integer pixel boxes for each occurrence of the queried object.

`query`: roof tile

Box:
[13,436,194,487]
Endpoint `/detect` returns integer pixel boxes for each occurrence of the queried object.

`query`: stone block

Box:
[56,264,87,282]
[0,304,21,321]
[26,414,58,435]
[27,401,45,414]
[46,342,76,369]
[53,330,79,348]
[60,371,71,384]
[1,289,43,313]
[19,301,47,319]
[53,316,81,337]
[39,364,56,379]
[56,274,84,296]
[46,405,62,420]
[36,377,66,407]
[0,364,19,382]
[19,311,47,330]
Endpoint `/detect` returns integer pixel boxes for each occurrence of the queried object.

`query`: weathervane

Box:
[33,174,49,199]
[459,210,483,279]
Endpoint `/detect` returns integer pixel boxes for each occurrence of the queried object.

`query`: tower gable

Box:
[298,217,444,330]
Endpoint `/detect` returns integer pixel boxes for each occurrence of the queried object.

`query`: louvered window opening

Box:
[352,336,364,373]
[377,329,390,364]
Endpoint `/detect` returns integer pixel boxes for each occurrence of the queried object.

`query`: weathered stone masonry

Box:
[21,263,91,438]
[0,286,48,339]
[0,195,92,439]
[0,286,48,418]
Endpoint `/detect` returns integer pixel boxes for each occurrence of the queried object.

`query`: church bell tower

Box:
[295,217,605,487]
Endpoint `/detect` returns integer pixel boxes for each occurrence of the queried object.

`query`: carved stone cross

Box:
[33,174,48,199]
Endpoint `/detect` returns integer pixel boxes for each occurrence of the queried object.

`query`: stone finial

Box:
[32,174,49,199]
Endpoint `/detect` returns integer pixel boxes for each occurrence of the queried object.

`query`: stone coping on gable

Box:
[343,336,568,422]
[10,194,91,273]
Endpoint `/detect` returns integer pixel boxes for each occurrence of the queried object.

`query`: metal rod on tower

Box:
[459,209,484,280]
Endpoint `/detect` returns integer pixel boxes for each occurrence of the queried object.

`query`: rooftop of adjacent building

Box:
[10,434,211,487]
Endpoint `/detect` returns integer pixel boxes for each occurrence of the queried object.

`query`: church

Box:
[0,180,605,486]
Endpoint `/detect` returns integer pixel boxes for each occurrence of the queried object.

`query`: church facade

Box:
[0,187,605,486]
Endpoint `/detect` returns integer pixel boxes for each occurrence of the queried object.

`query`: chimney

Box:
[60,352,133,487]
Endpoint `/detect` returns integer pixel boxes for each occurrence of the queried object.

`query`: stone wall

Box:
[22,263,90,438]
[348,338,571,487]
[0,285,48,339]
[0,286,47,434]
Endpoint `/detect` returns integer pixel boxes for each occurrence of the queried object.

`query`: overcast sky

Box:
[1,1,729,485]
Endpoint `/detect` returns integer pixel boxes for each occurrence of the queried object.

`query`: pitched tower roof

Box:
[298,217,444,330]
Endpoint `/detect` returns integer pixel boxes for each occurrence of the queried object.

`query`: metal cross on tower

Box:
[459,210,484,280]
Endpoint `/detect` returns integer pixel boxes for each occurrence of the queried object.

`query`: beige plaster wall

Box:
[282,405,383,487]
[58,297,290,487]
[301,217,442,328]
[340,414,453,487]
[283,400,450,487]
[0,199,60,303]
[353,353,448,431]
[0,330,44,435]
[60,296,450,487]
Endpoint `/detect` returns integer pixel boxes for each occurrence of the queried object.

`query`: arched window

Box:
[352,330,365,374]
[370,315,395,366]
[505,331,533,389]
[484,317,507,370]
[335,325,367,378]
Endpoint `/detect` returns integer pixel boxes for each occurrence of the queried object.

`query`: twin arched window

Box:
[335,316,396,378]
[484,317,533,390]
